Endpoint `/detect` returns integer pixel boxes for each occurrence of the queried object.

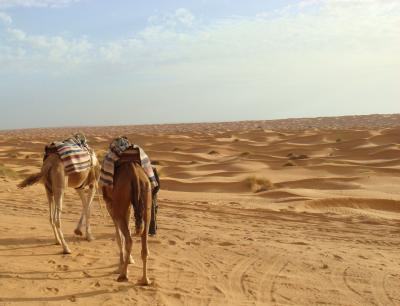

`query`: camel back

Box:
[114,148,141,168]
[43,140,94,175]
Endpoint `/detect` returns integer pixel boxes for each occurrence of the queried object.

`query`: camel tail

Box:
[131,164,144,236]
[18,172,43,189]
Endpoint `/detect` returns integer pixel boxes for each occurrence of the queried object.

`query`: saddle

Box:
[115,147,141,168]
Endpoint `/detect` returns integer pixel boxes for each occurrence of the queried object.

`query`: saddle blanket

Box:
[100,145,156,187]
[54,140,92,174]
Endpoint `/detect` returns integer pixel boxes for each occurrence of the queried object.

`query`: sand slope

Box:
[0,114,400,305]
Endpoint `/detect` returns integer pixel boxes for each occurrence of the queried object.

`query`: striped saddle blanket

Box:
[100,145,156,187]
[53,140,92,174]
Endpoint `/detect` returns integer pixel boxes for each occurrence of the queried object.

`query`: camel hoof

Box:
[138,277,151,286]
[117,275,128,282]
[86,234,95,242]
[74,228,83,236]
[63,248,72,254]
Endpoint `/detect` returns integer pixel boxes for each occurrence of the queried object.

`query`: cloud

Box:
[2,26,92,74]
[0,0,79,8]
[1,1,400,77]
[0,11,11,24]
[1,1,399,129]
[148,8,195,28]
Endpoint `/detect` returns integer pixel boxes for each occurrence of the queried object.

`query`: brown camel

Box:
[18,151,100,254]
[102,159,151,285]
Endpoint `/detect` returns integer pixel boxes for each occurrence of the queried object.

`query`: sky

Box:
[0,0,399,129]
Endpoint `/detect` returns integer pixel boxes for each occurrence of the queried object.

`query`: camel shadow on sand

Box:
[0,231,116,252]
[0,289,111,304]
[0,265,153,304]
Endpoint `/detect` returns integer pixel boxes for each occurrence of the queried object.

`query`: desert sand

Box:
[0,114,400,306]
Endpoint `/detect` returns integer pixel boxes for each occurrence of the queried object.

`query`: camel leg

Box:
[125,209,135,264]
[112,219,124,274]
[53,187,71,254]
[139,183,152,286]
[74,213,84,237]
[84,186,96,241]
[46,188,61,245]
[116,218,132,282]
[75,188,95,241]
[75,189,86,237]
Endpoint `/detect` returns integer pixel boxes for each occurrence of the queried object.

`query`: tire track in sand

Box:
[329,264,366,306]
[227,255,259,304]
[255,253,289,305]
[372,271,394,306]
[342,266,377,306]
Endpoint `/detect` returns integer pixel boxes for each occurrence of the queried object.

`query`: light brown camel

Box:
[102,159,151,285]
[18,151,100,254]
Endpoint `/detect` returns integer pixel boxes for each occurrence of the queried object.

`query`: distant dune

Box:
[0,114,399,305]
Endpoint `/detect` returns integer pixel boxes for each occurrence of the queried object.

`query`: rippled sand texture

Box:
[0,114,400,305]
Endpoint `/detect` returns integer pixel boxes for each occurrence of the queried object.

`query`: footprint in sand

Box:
[56,264,69,271]
[333,254,343,261]
[218,242,235,246]
[46,287,59,294]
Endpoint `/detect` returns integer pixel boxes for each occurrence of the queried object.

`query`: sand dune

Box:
[0,114,400,305]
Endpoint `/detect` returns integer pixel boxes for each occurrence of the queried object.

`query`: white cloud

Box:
[148,8,195,28]
[1,1,399,128]
[0,0,79,8]
[174,8,195,27]
[1,2,400,83]
[0,11,11,24]
[4,26,92,71]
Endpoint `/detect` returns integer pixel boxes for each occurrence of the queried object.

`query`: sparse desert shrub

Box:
[240,152,250,157]
[245,176,273,193]
[208,150,219,155]
[336,138,342,142]
[233,138,239,142]
[152,160,161,165]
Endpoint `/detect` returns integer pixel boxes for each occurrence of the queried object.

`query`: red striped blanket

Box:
[100,137,156,187]
[54,140,92,174]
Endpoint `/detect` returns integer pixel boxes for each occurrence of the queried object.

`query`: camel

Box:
[18,148,100,254]
[102,158,152,285]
